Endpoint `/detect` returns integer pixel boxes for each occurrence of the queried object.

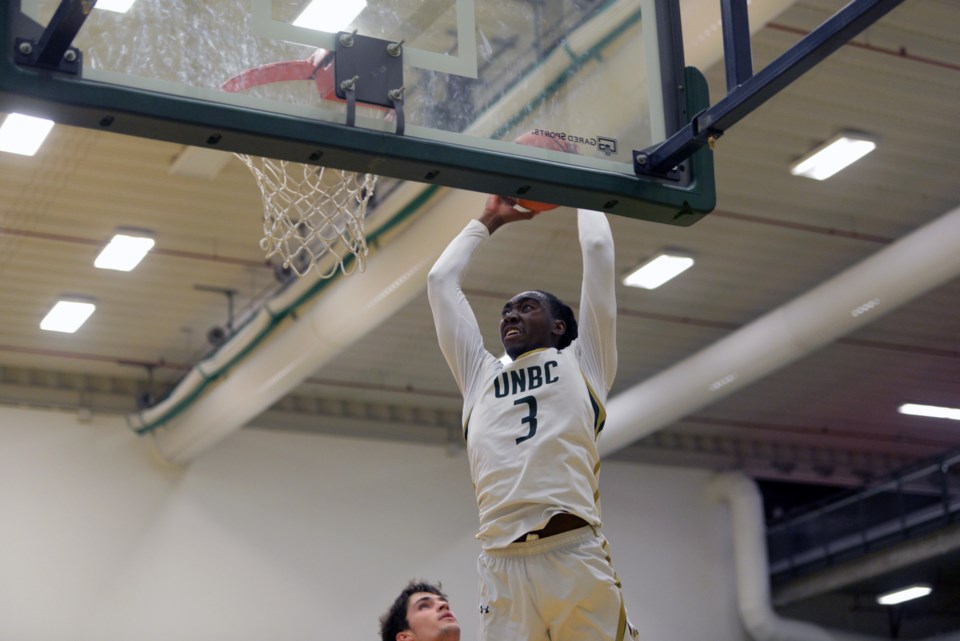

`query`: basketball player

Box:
[379,581,460,641]
[427,195,638,641]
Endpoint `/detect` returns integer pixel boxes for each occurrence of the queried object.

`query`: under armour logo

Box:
[479,605,490,614]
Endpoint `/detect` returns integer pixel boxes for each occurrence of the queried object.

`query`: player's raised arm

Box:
[576,208,618,391]
[426,199,520,397]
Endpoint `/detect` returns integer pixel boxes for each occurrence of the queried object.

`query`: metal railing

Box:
[766,448,960,582]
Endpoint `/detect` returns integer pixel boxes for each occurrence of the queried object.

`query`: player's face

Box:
[400,592,460,641]
[500,291,564,359]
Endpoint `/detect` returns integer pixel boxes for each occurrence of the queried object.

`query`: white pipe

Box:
[709,473,960,641]
[149,191,960,464]
[599,204,960,457]
[146,185,479,463]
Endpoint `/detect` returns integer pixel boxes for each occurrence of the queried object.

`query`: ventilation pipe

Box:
[598,203,960,458]
[145,197,960,465]
[710,472,960,641]
[137,185,478,463]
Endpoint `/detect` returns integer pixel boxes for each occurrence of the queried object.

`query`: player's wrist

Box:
[478,211,503,235]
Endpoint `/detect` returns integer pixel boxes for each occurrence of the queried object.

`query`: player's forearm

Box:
[427,220,488,293]
[577,208,618,384]
[578,209,615,285]
[427,220,489,382]
[577,208,614,254]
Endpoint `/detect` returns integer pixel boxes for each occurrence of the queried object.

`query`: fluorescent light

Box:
[40,300,96,333]
[294,0,367,32]
[95,0,138,12]
[623,253,694,289]
[0,113,54,156]
[94,231,155,271]
[898,403,960,421]
[790,133,876,180]
[877,584,932,606]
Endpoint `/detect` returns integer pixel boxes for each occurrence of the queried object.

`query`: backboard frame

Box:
[0,0,716,226]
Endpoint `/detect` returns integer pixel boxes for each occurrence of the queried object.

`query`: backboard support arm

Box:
[12,0,94,74]
[635,0,907,177]
[721,0,753,92]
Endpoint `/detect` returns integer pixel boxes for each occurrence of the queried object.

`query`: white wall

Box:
[0,405,746,641]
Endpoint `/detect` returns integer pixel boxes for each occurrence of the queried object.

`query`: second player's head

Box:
[379,581,459,641]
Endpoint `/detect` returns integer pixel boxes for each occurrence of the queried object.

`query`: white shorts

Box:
[476,526,639,641]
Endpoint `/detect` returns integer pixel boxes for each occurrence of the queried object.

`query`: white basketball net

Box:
[236,155,378,278]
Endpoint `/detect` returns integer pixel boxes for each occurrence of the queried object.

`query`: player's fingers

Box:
[508,205,539,222]
[495,195,519,209]
[490,195,524,216]
[487,194,537,222]
[484,195,515,218]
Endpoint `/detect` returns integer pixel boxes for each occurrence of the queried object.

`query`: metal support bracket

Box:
[721,0,753,92]
[194,284,238,347]
[389,87,405,136]
[12,0,95,75]
[334,31,405,134]
[634,0,906,177]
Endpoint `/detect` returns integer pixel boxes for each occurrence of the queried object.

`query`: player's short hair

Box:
[380,580,448,641]
[535,289,578,350]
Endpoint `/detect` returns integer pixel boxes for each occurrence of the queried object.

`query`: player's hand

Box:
[479,195,540,234]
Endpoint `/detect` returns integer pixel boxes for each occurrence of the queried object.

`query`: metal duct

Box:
[710,472,960,641]
[599,204,960,457]
[144,186,478,463]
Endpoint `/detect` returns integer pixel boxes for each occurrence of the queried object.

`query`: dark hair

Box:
[534,290,578,350]
[380,580,447,641]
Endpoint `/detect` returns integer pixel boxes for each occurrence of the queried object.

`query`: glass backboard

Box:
[1,0,715,224]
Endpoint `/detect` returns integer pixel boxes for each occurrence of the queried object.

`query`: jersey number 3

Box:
[514,395,538,444]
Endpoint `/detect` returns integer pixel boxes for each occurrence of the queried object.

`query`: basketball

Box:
[512,130,579,213]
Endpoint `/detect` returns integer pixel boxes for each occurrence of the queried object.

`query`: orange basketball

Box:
[513,131,579,212]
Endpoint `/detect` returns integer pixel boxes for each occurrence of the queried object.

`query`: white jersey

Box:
[427,211,617,550]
